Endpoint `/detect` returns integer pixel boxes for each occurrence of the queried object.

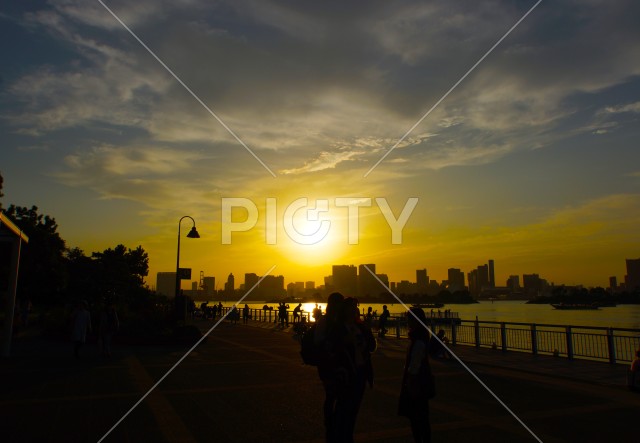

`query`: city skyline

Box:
[2,1,640,290]
[158,256,640,298]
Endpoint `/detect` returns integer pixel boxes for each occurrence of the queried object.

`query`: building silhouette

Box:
[244,273,259,291]
[156,272,177,297]
[447,268,465,291]
[224,273,235,296]
[332,265,357,296]
[416,269,428,293]
[523,273,547,295]
[625,258,640,291]
[488,259,495,288]
[376,274,389,292]
[507,275,520,291]
[468,264,490,297]
[260,275,285,297]
[305,281,315,291]
[358,264,378,297]
[202,276,215,298]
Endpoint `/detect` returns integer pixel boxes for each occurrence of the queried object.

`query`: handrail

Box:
[205,306,640,364]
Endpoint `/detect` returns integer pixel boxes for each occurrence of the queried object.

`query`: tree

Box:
[65,247,98,303]
[89,244,150,306]
[5,205,67,305]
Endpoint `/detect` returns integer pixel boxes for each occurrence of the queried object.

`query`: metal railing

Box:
[211,306,312,325]
[389,317,640,364]
[206,307,640,364]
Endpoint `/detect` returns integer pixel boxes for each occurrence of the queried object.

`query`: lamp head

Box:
[187,226,200,238]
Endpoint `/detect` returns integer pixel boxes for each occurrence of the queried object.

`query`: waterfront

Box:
[228,300,640,330]
[213,300,640,363]
[2,321,635,442]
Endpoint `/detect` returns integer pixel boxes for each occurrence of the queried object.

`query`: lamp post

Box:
[175,216,200,323]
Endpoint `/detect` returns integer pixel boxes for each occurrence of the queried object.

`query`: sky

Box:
[1,0,640,291]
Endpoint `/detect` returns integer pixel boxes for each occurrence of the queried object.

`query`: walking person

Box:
[314,292,344,442]
[398,307,434,443]
[71,300,92,358]
[331,297,377,442]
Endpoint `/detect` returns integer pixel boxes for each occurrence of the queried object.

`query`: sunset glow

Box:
[2,1,640,290]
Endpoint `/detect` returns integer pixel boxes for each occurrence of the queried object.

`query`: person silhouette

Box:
[71,300,92,358]
[242,304,250,324]
[398,307,434,443]
[293,303,302,323]
[327,297,376,442]
[314,292,344,441]
[378,305,390,338]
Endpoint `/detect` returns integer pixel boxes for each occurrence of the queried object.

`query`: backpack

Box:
[300,324,326,366]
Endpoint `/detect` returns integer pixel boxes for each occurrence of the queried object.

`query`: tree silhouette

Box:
[5,205,67,305]
[66,244,150,306]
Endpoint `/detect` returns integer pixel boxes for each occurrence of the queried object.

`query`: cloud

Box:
[4,0,640,201]
[280,149,364,175]
[62,145,203,176]
[603,101,640,114]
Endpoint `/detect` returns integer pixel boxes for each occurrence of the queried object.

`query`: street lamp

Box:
[175,216,200,322]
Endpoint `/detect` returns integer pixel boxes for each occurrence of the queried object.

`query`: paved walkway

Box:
[0,319,637,442]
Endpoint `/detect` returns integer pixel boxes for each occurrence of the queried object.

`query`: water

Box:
[202,300,640,330]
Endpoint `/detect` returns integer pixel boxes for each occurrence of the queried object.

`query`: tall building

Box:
[488,259,495,288]
[376,274,389,290]
[625,258,640,291]
[396,280,414,294]
[468,264,490,296]
[523,274,544,295]
[477,265,490,293]
[358,264,378,297]
[467,270,478,296]
[305,281,315,291]
[447,268,465,291]
[416,269,428,293]
[202,276,215,298]
[224,273,235,296]
[156,272,177,297]
[260,275,285,297]
[244,273,259,291]
[333,265,357,296]
[609,276,618,290]
[324,275,334,292]
[287,281,305,298]
[506,275,520,291]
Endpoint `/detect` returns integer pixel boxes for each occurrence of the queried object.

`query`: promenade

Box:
[0,318,636,443]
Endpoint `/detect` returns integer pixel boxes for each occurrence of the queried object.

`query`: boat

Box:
[551,303,599,310]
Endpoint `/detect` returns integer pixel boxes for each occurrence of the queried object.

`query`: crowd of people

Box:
[67,294,445,442]
[310,293,438,443]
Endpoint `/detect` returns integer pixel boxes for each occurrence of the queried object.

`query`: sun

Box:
[279,209,349,266]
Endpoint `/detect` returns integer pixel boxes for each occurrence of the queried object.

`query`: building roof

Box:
[0,212,30,243]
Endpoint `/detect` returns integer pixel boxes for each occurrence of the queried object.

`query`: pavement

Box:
[0,318,637,443]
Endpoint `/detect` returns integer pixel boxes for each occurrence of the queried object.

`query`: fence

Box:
[390,317,640,364]
[209,307,640,364]
[213,306,313,324]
